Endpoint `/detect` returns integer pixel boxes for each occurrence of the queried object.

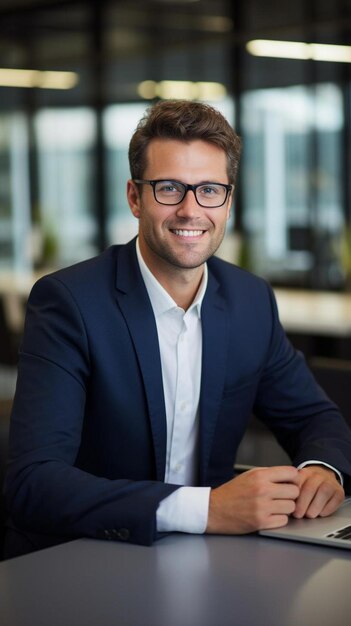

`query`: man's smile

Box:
[170,229,206,238]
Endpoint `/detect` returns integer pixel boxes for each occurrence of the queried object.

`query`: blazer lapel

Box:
[114,240,229,487]
[199,269,228,485]
[114,240,167,481]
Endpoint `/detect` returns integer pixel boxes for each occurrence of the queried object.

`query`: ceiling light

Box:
[310,43,351,63]
[246,40,351,63]
[199,16,233,33]
[137,80,227,101]
[138,80,157,100]
[0,68,79,89]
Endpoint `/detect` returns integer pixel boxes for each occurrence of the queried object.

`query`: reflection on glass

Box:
[241,84,344,288]
[35,108,97,267]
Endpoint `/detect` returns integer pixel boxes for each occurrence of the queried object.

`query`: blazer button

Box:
[113,528,130,541]
[104,530,113,540]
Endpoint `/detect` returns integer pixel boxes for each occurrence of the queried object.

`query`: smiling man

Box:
[4,100,351,557]
[128,138,232,309]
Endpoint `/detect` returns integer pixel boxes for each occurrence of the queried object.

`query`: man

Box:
[4,100,351,557]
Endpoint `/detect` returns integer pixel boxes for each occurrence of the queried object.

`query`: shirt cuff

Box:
[297,460,344,486]
[156,486,211,534]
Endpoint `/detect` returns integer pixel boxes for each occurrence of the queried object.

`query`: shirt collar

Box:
[136,238,207,319]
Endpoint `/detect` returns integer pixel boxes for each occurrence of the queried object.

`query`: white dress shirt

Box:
[136,240,343,535]
[136,240,211,533]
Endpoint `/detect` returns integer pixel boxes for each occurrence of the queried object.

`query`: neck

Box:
[155,266,204,311]
[138,240,204,310]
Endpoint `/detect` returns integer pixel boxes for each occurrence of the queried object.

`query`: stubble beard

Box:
[140,218,227,271]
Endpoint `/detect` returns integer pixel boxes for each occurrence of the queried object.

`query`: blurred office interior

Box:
[1,0,351,484]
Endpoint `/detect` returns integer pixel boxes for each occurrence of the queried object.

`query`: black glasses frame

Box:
[133,179,233,208]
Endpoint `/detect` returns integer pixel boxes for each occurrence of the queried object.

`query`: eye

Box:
[156,180,184,196]
[198,184,221,196]
[157,181,182,193]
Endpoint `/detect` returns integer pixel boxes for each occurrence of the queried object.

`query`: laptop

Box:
[259,497,351,549]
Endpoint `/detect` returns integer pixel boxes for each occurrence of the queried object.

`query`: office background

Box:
[1,0,351,544]
[1,0,351,284]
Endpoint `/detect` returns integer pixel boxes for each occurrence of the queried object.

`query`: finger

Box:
[261,514,290,530]
[258,498,297,522]
[293,481,317,518]
[294,480,343,519]
[271,499,297,516]
[305,483,344,518]
[319,492,345,517]
[251,466,300,485]
[303,490,334,518]
[271,484,300,501]
[293,470,328,517]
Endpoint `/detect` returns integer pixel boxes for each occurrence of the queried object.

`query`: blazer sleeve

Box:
[253,282,351,491]
[4,275,178,546]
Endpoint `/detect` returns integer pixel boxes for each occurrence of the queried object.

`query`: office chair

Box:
[236,356,351,472]
[308,357,351,428]
[235,414,290,470]
[0,296,22,366]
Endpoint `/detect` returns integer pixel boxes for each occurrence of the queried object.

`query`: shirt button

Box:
[174,463,182,473]
[180,402,187,411]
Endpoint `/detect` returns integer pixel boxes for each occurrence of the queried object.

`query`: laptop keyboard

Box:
[326,525,351,541]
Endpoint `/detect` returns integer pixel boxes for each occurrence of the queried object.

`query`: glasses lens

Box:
[195,184,227,207]
[154,180,185,204]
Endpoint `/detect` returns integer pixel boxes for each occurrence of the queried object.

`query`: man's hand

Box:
[293,465,345,519]
[206,466,300,535]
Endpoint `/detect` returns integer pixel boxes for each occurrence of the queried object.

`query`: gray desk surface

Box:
[1,534,351,626]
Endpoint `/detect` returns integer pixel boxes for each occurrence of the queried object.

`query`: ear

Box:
[127,180,141,218]
[226,186,234,220]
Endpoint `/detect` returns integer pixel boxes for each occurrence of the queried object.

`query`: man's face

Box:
[127,138,233,276]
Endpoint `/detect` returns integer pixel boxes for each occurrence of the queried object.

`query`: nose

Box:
[175,188,202,219]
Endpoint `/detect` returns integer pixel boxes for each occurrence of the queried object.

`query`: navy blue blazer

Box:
[5,238,351,552]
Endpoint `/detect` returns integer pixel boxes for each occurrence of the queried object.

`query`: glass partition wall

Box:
[34,108,97,266]
[242,83,345,288]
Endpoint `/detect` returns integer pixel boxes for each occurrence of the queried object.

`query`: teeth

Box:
[172,229,203,237]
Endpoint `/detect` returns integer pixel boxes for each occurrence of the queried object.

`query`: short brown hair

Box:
[128,99,241,185]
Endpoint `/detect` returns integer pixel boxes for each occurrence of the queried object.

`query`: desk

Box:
[1,534,351,626]
[0,270,47,335]
[274,288,351,337]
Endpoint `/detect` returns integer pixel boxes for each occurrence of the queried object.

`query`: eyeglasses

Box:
[133,179,233,208]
